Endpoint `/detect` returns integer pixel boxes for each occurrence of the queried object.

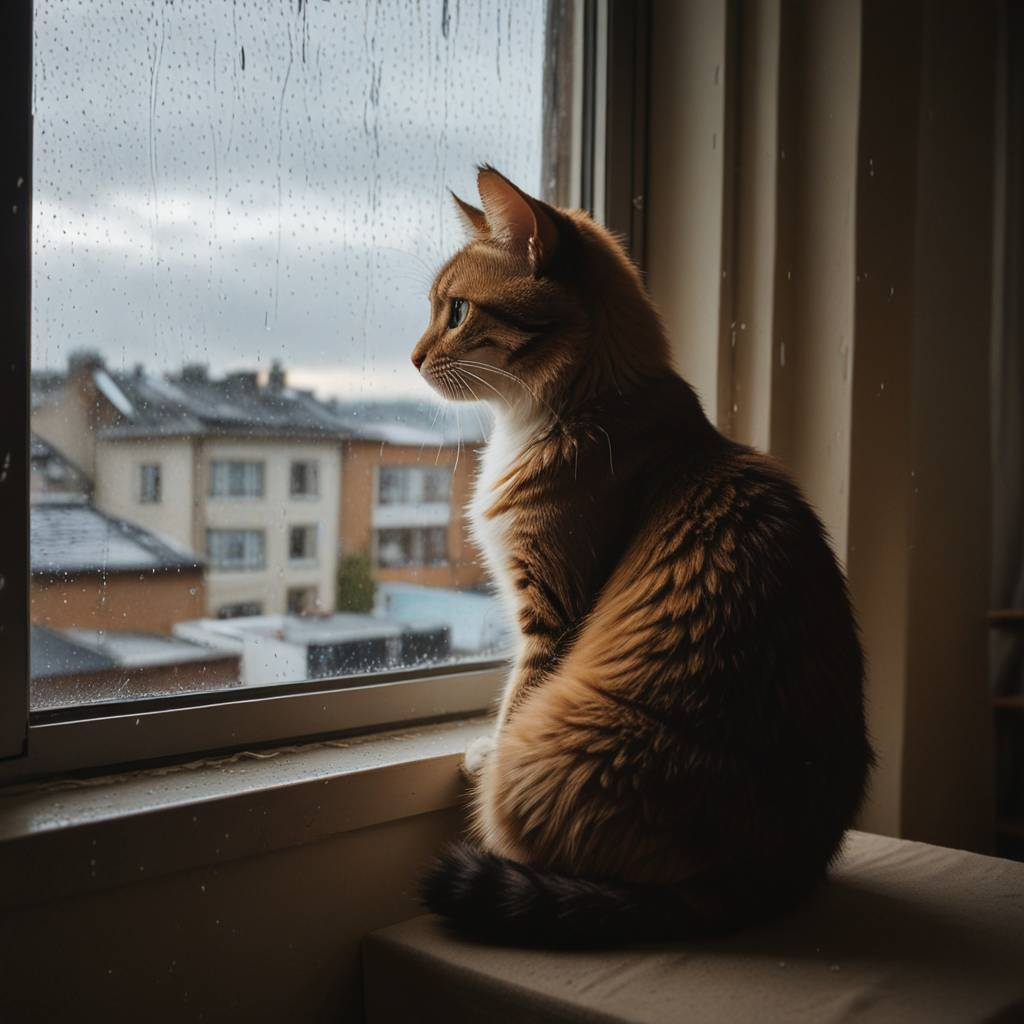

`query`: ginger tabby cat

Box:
[414,167,872,944]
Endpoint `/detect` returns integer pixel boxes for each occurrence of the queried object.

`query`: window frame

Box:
[2,0,649,782]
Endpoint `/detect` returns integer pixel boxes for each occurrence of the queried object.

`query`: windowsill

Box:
[0,717,489,912]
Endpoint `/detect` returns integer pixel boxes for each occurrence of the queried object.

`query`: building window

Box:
[207,529,266,571]
[209,460,264,499]
[377,466,452,506]
[423,526,449,564]
[378,466,409,506]
[290,460,319,498]
[423,467,452,503]
[376,526,449,568]
[217,602,263,620]
[288,524,318,563]
[139,463,161,504]
[287,586,317,615]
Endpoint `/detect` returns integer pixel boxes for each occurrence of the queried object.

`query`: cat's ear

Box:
[450,190,489,239]
[476,166,559,274]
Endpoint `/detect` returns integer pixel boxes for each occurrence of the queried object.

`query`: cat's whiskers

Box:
[453,363,514,410]
[458,359,565,432]
[449,368,491,441]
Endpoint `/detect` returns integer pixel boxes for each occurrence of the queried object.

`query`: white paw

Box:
[462,735,497,779]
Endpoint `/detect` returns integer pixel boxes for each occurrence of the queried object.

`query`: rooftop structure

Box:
[30,496,201,576]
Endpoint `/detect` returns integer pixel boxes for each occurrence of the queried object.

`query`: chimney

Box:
[268,360,286,394]
[225,371,259,392]
[67,349,105,378]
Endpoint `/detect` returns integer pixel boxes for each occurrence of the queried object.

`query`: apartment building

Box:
[339,422,486,590]
[32,355,345,619]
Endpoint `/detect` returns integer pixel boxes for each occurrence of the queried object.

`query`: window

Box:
[207,530,266,572]
[377,466,452,506]
[423,468,452,504]
[289,525,318,564]
[7,0,625,777]
[210,461,264,499]
[217,602,263,620]
[287,587,317,616]
[290,461,319,498]
[139,464,161,504]
[378,467,410,506]
[376,527,449,569]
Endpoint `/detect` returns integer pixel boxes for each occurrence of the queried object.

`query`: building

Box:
[32,354,346,619]
[30,624,241,709]
[375,581,509,656]
[175,612,449,686]
[30,434,91,498]
[31,496,206,635]
[339,422,487,591]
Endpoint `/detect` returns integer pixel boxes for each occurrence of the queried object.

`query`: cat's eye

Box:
[448,298,469,329]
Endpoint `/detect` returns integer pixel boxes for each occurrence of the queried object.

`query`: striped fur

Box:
[411,168,873,944]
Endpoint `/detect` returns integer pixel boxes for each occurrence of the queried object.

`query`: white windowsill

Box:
[0,717,489,912]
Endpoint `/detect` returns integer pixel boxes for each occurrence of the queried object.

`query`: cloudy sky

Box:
[32,0,546,401]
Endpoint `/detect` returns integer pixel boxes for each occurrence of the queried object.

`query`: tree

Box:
[336,550,376,613]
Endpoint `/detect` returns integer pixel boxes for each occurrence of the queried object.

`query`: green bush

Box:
[336,550,376,613]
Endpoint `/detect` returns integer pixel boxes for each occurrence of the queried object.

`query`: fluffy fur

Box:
[412,167,873,945]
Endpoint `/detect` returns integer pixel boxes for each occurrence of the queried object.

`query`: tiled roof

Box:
[31,497,202,575]
[95,369,351,441]
[33,359,488,446]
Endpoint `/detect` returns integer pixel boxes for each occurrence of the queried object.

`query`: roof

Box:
[64,629,236,668]
[94,369,351,441]
[33,358,490,446]
[31,497,203,575]
[30,624,116,679]
[330,400,490,446]
[176,613,406,647]
[31,625,236,681]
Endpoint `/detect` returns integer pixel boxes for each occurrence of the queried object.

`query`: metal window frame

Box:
[0,0,31,764]
[1,0,650,784]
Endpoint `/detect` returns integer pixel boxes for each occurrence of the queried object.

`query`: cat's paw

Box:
[462,735,497,779]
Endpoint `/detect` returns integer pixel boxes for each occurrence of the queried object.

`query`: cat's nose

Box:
[412,351,426,370]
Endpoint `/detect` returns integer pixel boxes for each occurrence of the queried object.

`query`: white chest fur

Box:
[467,410,545,646]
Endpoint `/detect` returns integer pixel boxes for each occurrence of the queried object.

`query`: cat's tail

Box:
[419,841,756,946]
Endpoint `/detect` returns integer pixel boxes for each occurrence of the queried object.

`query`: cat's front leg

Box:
[462,733,497,779]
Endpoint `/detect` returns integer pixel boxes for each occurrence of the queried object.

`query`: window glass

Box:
[139,464,161,504]
[207,529,266,572]
[210,461,264,499]
[290,461,319,498]
[423,468,452,504]
[289,525,318,563]
[30,0,553,706]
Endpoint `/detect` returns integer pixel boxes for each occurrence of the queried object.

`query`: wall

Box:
[1,806,462,1023]
[340,440,485,591]
[198,439,341,618]
[31,569,206,636]
[93,437,197,552]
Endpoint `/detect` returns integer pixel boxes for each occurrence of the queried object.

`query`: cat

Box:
[413,166,873,945]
